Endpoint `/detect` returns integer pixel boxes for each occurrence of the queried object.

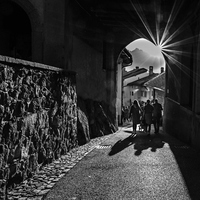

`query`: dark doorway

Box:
[0,1,32,60]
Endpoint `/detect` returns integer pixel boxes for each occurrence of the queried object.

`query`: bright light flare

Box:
[130,0,157,45]
[126,0,200,80]
[157,44,163,52]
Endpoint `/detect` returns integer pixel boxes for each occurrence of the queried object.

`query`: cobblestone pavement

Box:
[6,133,115,200]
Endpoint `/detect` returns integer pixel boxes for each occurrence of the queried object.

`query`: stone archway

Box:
[0,1,32,60]
[11,0,43,62]
[116,37,166,125]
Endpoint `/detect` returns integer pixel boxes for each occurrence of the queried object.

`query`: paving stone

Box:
[46,183,55,189]
[37,189,51,195]
[33,189,41,194]
[63,169,70,173]
[18,197,27,200]
[7,134,112,200]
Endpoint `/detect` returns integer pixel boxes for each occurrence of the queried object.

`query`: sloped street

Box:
[43,125,200,200]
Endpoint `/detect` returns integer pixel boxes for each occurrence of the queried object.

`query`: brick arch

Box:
[11,0,43,62]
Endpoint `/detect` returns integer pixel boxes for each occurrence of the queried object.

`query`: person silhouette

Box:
[129,100,142,135]
[143,99,154,135]
[153,99,163,133]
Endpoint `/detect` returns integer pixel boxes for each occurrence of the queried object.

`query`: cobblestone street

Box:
[7,134,114,200]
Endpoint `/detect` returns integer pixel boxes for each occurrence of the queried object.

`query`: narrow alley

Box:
[8,125,200,200]
[1,1,200,200]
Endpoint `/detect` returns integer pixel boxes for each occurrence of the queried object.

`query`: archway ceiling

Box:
[76,0,199,44]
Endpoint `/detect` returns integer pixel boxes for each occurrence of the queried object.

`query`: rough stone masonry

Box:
[0,57,77,199]
[0,56,117,200]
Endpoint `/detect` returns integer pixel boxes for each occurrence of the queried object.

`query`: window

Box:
[140,91,147,97]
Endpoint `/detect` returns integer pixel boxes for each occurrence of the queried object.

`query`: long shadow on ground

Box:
[109,129,200,199]
[108,131,165,156]
[108,134,135,156]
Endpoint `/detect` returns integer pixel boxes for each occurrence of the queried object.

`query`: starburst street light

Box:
[127,0,200,85]
[129,0,200,64]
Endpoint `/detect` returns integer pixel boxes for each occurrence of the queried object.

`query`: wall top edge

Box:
[0,55,64,72]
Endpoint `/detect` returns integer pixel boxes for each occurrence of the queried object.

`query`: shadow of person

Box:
[134,134,165,156]
[108,132,165,156]
[150,136,165,151]
[124,130,133,134]
[108,135,136,156]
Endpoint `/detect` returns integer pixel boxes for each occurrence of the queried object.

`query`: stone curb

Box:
[7,133,116,200]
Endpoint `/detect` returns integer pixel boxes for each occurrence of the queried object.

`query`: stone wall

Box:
[77,97,117,146]
[0,57,77,199]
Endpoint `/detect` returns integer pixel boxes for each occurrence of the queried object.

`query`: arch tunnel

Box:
[70,0,200,150]
[0,0,200,150]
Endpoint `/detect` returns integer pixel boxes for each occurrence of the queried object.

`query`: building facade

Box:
[0,0,200,150]
[145,71,165,107]
[123,66,158,106]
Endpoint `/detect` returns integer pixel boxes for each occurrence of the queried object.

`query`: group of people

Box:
[129,99,163,135]
[121,106,130,124]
